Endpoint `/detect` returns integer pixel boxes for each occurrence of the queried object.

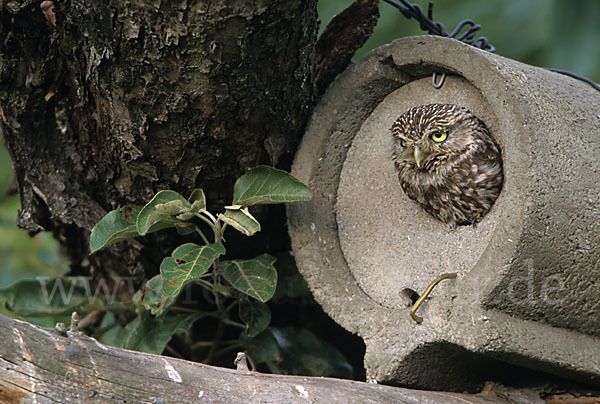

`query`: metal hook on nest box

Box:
[432,72,446,89]
[410,272,457,324]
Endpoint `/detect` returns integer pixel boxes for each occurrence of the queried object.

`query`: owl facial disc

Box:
[391,103,503,228]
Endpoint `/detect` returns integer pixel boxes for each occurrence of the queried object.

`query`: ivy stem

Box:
[203,315,225,365]
[92,321,120,339]
[202,210,218,224]
[192,341,214,349]
[192,339,239,350]
[225,300,239,313]
[212,270,225,318]
[223,319,245,329]
[170,306,206,314]
[165,344,184,359]
[195,227,210,245]
[212,217,226,245]
[195,212,215,227]
[214,342,244,358]
[195,279,217,293]
[196,209,231,365]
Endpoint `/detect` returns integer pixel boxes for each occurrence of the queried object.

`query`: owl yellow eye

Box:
[400,139,407,148]
[431,131,447,143]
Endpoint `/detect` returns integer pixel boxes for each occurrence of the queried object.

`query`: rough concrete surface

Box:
[337,76,497,308]
[287,36,600,390]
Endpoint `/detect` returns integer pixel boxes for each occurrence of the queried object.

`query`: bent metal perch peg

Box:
[288,36,600,389]
[410,273,457,324]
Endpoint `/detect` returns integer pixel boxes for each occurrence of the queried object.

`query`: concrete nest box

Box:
[288,36,600,390]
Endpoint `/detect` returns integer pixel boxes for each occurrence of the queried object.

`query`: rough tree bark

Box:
[0,1,462,402]
[0,0,317,282]
[2,2,598,402]
[0,313,516,404]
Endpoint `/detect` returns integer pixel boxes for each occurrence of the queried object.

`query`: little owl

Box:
[391,104,503,228]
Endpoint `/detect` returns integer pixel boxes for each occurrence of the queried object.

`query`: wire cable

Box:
[382,0,494,52]
[382,0,600,92]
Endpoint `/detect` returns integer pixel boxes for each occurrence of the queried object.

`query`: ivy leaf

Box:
[175,222,197,235]
[136,190,191,235]
[220,254,277,302]
[141,275,176,316]
[177,189,208,220]
[232,166,312,206]
[212,282,235,298]
[239,299,271,338]
[160,243,226,298]
[96,312,131,348]
[89,205,142,253]
[220,206,260,236]
[245,327,353,378]
[272,252,311,300]
[240,329,281,365]
[175,212,196,221]
[188,188,207,211]
[123,312,205,354]
[0,278,90,319]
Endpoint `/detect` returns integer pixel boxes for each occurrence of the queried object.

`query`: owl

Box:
[391,104,503,229]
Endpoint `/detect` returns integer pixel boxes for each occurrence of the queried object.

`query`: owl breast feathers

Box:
[391,104,503,228]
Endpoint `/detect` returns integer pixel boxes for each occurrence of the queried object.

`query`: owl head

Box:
[390,103,503,227]
[392,104,495,173]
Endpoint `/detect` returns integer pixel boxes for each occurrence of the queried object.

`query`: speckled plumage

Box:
[391,104,503,228]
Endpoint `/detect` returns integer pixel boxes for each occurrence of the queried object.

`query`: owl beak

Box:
[414,147,426,168]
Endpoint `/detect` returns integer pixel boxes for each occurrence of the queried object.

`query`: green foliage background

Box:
[1,0,599,286]
[319,0,600,82]
[0,0,597,380]
[0,145,67,292]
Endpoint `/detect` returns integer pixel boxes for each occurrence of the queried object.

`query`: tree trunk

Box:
[0,0,317,281]
[0,313,516,404]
